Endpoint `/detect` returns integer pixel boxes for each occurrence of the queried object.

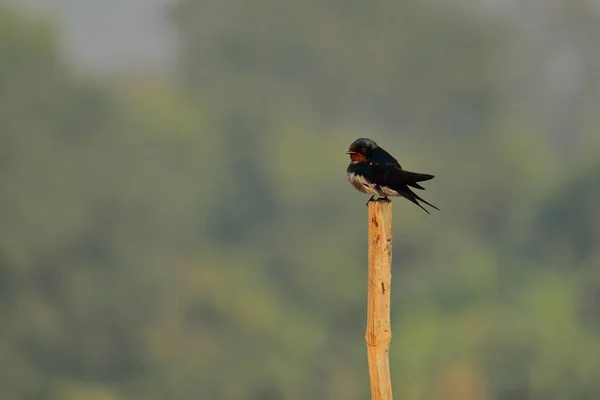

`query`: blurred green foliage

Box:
[1,1,600,399]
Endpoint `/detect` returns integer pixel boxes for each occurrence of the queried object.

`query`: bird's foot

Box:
[366,195,392,206]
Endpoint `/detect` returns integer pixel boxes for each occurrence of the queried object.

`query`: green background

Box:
[2,1,600,399]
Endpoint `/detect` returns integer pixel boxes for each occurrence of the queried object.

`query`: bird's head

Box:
[346,138,378,162]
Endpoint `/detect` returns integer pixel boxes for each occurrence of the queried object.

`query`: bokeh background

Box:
[2,1,600,399]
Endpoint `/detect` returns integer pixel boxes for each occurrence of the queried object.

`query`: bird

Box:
[346,138,439,213]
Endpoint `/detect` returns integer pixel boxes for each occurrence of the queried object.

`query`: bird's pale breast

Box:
[346,171,400,197]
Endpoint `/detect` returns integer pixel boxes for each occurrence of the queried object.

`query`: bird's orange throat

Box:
[350,153,366,162]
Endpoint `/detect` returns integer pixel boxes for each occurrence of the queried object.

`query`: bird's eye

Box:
[360,148,367,154]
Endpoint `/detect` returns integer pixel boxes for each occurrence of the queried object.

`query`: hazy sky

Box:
[4,0,533,73]
[10,0,175,72]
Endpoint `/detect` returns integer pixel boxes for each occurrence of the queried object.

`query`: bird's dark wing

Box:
[371,148,401,167]
[370,162,435,185]
[407,181,426,190]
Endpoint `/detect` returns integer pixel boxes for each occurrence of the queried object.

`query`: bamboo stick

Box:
[366,199,393,399]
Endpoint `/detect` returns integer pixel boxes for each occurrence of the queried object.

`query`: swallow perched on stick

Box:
[346,138,439,213]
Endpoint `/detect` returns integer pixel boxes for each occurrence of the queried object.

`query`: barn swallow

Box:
[346,138,439,213]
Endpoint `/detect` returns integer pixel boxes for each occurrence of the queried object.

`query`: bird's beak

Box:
[346,151,357,154]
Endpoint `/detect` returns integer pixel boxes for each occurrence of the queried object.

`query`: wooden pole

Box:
[366,198,393,399]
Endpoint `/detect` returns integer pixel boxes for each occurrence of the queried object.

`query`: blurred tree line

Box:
[1,1,600,399]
